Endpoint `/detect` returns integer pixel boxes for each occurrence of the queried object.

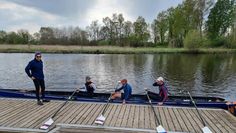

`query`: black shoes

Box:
[42,99,50,102]
[37,101,43,105]
[37,99,50,105]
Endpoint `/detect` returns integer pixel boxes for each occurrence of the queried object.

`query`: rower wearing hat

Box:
[153,77,168,105]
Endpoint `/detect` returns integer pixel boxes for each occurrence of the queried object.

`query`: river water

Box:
[0,53,235,101]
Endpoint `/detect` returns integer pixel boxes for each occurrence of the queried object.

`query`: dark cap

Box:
[86,76,91,81]
[35,51,41,57]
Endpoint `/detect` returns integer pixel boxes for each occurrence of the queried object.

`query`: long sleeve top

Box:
[25,59,44,80]
[115,83,132,100]
[153,82,168,102]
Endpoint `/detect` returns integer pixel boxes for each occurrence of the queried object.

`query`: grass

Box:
[0,44,236,54]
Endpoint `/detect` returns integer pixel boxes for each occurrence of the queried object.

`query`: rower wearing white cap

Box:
[153,77,168,105]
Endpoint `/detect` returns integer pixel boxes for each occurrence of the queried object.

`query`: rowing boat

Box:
[0,88,235,112]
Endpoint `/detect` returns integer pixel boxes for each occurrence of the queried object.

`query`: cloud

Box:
[0,0,63,33]
[84,0,135,25]
[0,0,183,33]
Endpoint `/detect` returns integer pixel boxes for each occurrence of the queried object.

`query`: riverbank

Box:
[0,44,236,54]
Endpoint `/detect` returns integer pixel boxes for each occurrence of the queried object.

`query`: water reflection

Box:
[0,53,235,101]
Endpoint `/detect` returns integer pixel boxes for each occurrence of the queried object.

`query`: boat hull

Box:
[0,89,233,110]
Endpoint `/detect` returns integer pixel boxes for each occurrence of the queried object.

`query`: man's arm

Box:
[153,82,159,86]
[25,62,32,78]
[115,86,123,92]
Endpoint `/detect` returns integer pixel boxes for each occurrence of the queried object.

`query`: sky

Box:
[0,0,183,33]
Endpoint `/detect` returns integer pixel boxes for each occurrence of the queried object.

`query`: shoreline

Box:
[0,44,236,54]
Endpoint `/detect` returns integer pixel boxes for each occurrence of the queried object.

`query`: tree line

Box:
[0,0,235,48]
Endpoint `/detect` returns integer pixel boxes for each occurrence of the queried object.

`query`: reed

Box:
[0,44,236,54]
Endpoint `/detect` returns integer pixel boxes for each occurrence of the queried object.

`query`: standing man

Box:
[153,77,168,105]
[25,52,49,105]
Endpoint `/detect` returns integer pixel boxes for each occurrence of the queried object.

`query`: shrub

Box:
[184,30,202,49]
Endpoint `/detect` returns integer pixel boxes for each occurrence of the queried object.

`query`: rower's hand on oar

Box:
[76,88,80,92]
[158,102,163,106]
[31,76,35,80]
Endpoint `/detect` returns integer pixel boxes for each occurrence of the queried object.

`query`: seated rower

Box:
[111,79,132,104]
[153,77,168,105]
[84,76,96,96]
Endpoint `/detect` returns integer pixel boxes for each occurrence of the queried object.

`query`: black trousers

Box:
[33,79,45,101]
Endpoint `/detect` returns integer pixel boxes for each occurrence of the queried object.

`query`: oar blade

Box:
[202,126,212,133]
[95,115,106,125]
[156,125,167,133]
[39,118,54,130]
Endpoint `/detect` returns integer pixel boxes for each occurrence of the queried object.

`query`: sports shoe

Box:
[42,99,50,102]
[37,101,43,105]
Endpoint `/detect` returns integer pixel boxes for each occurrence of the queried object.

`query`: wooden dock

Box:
[0,98,235,133]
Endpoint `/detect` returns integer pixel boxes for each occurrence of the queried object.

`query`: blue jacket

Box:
[25,59,44,80]
[115,83,132,100]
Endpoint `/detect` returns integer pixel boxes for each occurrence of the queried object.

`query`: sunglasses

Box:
[36,56,42,58]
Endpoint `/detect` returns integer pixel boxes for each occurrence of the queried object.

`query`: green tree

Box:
[17,29,31,44]
[133,16,150,47]
[194,0,214,37]
[184,29,202,49]
[152,11,168,45]
[0,30,7,44]
[206,0,235,39]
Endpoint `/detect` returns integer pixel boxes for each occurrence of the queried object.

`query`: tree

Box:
[87,20,99,41]
[39,27,55,44]
[167,6,186,47]
[123,21,132,38]
[17,29,30,44]
[206,0,235,39]
[152,11,168,45]
[194,0,214,37]
[133,16,150,47]
[0,30,7,44]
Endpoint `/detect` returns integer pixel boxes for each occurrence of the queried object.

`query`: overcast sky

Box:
[0,0,183,33]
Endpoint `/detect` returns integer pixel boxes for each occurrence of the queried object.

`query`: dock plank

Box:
[163,107,175,131]
[109,104,122,127]
[104,104,117,126]
[191,108,220,133]
[126,105,135,128]
[177,108,194,132]
[114,104,126,127]
[168,107,182,132]
[158,106,168,130]
[138,105,145,129]
[0,98,235,133]
[143,106,150,129]
[18,102,59,128]
[217,110,236,131]
[172,108,188,132]
[69,103,93,124]
[133,105,140,128]
[120,104,130,127]
[181,108,200,133]
[201,110,228,133]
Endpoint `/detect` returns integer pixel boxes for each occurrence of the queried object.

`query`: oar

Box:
[187,91,212,133]
[95,81,120,125]
[145,88,166,133]
[39,89,78,130]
